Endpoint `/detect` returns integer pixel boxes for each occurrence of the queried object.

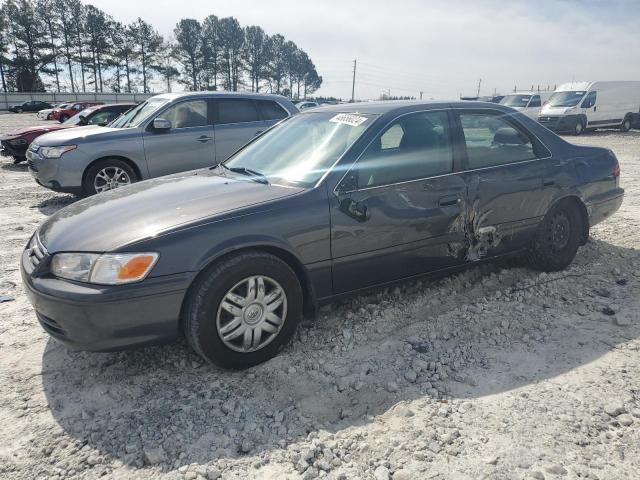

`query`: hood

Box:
[0,124,70,140]
[540,105,580,116]
[38,169,304,253]
[33,125,125,146]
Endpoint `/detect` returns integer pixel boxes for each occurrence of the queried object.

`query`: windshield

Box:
[224,112,376,187]
[108,98,170,128]
[501,95,532,108]
[63,108,93,126]
[547,91,586,108]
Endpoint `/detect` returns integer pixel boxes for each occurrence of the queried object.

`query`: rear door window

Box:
[217,99,260,124]
[459,112,538,169]
[257,100,288,120]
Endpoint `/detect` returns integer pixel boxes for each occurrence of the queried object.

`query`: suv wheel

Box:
[183,251,303,369]
[83,159,137,195]
[528,200,582,271]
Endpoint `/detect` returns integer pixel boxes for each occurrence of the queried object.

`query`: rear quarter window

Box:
[257,100,288,120]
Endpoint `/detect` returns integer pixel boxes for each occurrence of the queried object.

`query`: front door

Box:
[330,110,468,294]
[143,98,215,177]
[455,109,547,258]
[213,98,266,163]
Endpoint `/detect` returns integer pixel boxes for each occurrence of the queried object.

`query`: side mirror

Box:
[153,118,171,131]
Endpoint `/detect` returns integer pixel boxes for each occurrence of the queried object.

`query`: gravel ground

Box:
[1,113,639,480]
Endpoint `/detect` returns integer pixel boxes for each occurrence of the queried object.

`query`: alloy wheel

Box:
[93,166,132,193]
[216,275,287,353]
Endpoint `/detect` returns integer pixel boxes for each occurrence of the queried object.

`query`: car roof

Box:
[309,100,513,115]
[150,91,292,102]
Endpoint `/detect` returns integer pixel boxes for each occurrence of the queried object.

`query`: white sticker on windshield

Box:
[329,113,368,127]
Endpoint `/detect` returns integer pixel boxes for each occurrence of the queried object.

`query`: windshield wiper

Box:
[222,165,269,184]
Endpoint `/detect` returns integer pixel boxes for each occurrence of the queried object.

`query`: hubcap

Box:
[216,275,287,353]
[549,212,570,252]
[94,166,131,193]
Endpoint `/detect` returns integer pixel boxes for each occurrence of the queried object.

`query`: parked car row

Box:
[1,103,135,163]
[17,94,624,368]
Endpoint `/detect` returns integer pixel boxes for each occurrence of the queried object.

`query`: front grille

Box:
[26,234,47,268]
[37,313,66,337]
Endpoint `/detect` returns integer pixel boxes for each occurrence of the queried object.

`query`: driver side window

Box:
[160,100,208,129]
[581,91,597,109]
[355,111,453,189]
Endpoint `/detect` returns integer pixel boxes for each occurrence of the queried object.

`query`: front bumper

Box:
[20,241,193,351]
[0,140,27,158]
[26,146,84,194]
[537,114,581,132]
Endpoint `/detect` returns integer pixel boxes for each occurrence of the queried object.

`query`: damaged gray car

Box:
[22,101,623,368]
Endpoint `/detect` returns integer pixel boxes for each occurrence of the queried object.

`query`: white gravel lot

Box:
[1,112,639,480]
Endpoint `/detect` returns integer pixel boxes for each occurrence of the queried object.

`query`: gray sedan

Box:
[26,92,297,195]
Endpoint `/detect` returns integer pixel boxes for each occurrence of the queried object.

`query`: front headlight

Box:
[51,252,159,285]
[40,145,77,159]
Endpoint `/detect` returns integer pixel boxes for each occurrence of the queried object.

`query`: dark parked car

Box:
[1,103,135,163]
[21,101,623,368]
[8,100,53,113]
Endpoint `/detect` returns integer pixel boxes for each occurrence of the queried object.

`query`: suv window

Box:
[581,91,597,108]
[218,99,260,124]
[257,100,288,120]
[161,100,208,129]
[459,112,537,169]
[87,110,119,125]
[355,111,453,189]
[528,95,541,107]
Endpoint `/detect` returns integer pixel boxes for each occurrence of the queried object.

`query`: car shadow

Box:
[36,195,77,216]
[1,161,27,172]
[39,238,640,470]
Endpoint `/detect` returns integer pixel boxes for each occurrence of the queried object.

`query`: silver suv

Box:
[27,92,298,195]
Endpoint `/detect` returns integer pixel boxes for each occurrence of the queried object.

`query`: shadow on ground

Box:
[39,239,640,469]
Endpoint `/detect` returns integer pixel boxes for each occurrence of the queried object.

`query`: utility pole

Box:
[351,59,357,102]
[476,78,482,97]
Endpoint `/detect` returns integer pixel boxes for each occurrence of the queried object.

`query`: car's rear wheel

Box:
[182,251,303,369]
[621,116,632,132]
[59,114,69,122]
[528,200,582,271]
[83,158,137,195]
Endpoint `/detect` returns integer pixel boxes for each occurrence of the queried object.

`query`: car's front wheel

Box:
[528,199,582,271]
[83,158,137,195]
[573,119,585,135]
[46,113,52,120]
[15,107,23,113]
[183,251,303,369]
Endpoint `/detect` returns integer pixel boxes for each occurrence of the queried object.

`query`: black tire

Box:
[528,200,582,272]
[573,118,585,135]
[46,113,52,120]
[16,107,23,113]
[182,251,303,369]
[13,156,25,164]
[59,114,69,122]
[621,116,632,132]
[82,158,138,196]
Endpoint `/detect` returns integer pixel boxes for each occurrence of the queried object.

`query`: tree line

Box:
[0,0,323,98]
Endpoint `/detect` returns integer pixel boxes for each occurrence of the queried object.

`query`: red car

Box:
[0,103,135,163]
[52,101,104,122]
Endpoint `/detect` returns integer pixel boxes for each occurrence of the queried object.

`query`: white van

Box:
[538,81,640,134]
[500,92,553,119]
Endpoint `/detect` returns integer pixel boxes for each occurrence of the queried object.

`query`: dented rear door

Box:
[454,109,547,259]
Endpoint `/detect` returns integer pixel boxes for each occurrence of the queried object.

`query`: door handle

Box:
[439,195,460,207]
[196,135,212,143]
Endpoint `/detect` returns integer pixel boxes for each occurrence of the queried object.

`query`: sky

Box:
[84,0,640,100]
